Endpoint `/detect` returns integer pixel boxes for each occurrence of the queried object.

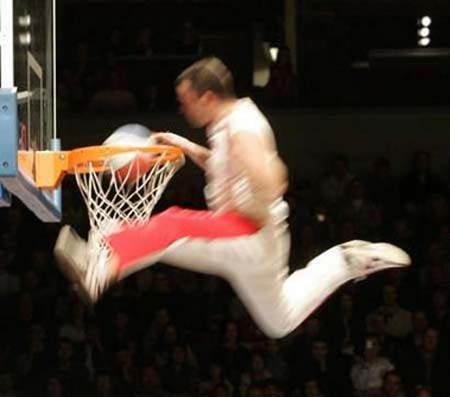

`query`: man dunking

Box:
[55,57,410,338]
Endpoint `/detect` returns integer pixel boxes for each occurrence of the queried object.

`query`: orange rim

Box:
[67,145,183,173]
[18,145,184,189]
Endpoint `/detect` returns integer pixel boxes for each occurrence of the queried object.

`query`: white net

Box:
[71,151,183,299]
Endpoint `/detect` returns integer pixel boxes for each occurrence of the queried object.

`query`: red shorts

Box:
[107,206,260,272]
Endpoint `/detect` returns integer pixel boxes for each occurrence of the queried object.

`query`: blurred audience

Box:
[0,147,448,397]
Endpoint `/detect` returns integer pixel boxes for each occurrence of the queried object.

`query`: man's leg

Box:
[55,208,411,338]
[54,206,261,302]
[110,219,410,339]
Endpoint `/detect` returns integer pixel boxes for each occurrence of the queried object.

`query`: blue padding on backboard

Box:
[0,88,61,222]
[0,88,19,177]
[0,183,11,207]
[0,173,61,222]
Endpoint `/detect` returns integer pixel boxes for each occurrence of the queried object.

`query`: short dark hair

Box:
[175,57,235,99]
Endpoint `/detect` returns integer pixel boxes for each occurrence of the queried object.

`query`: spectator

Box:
[133,26,159,110]
[0,371,20,397]
[135,26,154,57]
[413,385,432,397]
[155,324,181,368]
[427,289,449,335]
[0,249,20,298]
[134,365,172,397]
[198,362,233,397]
[366,284,412,339]
[365,312,398,360]
[262,379,286,397]
[401,310,428,354]
[58,301,87,345]
[401,151,445,218]
[390,218,419,273]
[320,154,354,214]
[247,352,272,384]
[296,338,350,396]
[104,28,127,66]
[338,177,381,239]
[142,307,173,356]
[295,223,322,268]
[365,157,400,222]
[337,219,358,244]
[350,335,395,397]
[113,344,138,394]
[299,379,325,397]
[50,338,91,396]
[176,21,200,55]
[379,371,405,397]
[265,46,295,107]
[59,41,95,111]
[263,340,289,384]
[214,322,250,386]
[245,383,265,397]
[15,322,52,382]
[161,344,198,396]
[84,322,110,381]
[327,291,364,356]
[88,68,137,112]
[46,374,64,397]
[399,327,448,396]
[93,372,116,397]
[211,382,233,397]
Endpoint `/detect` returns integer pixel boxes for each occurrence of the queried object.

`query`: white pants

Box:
[155,222,349,338]
[110,207,351,339]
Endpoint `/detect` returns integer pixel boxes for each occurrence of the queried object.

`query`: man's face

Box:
[176,80,211,128]
[312,341,328,361]
[423,328,439,352]
[384,373,402,395]
[383,285,397,306]
[364,337,380,360]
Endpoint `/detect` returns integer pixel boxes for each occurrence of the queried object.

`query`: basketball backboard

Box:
[0,0,61,221]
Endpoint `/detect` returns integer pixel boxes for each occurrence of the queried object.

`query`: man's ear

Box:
[200,90,216,104]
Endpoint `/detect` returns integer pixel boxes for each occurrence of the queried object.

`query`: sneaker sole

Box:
[342,240,411,267]
[342,241,411,283]
[371,243,411,267]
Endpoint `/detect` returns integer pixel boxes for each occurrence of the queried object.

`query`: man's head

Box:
[175,57,235,128]
[382,371,403,397]
[412,310,428,333]
[363,335,381,361]
[382,284,398,306]
[311,339,328,362]
[423,327,439,353]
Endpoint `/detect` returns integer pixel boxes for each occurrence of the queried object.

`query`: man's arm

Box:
[229,131,288,203]
[153,132,210,170]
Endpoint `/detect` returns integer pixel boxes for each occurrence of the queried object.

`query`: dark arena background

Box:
[1,0,450,396]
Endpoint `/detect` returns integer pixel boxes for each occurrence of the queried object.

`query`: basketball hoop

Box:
[23,144,184,299]
[70,146,183,227]
[70,145,184,230]
[72,145,184,293]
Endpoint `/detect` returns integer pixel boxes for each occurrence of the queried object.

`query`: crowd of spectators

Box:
[57,20,298,113]
[0,150,449,397]
[58,21,202,113]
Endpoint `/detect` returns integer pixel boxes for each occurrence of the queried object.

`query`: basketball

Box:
[103,124,156,184]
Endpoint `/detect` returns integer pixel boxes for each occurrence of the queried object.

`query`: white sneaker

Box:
[341,240,411,280]
[54,225,115,305]
[54,225,88,283]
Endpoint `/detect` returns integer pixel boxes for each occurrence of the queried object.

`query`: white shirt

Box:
[204,98,288,224]
[351,356,394,393]
[367,305,413,338]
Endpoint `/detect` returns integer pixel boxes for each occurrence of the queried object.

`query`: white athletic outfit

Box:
[108,98,356,339]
